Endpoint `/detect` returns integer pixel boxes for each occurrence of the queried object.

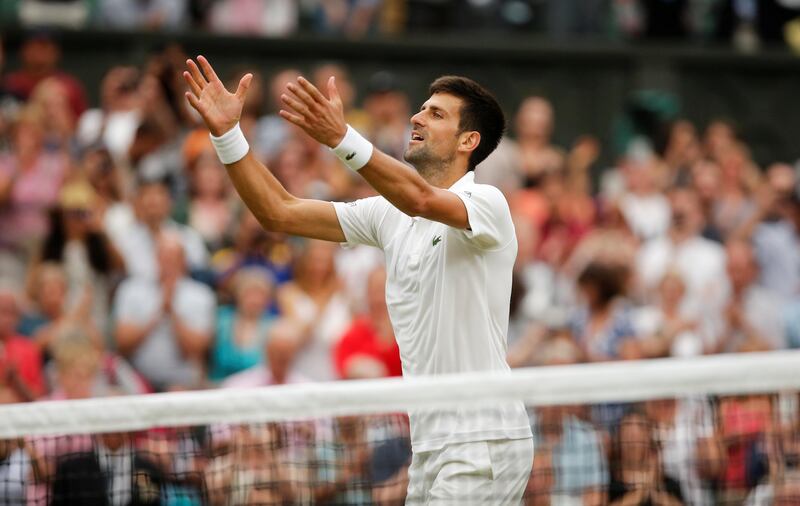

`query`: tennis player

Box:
[184,55,533,504]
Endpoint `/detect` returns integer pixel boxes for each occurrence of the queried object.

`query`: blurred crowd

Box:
[0,29,800,505]
[3,0,800,50]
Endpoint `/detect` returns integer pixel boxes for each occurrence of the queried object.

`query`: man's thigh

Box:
[486,438,534,504]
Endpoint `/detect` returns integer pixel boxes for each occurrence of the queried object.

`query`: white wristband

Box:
[331,125,373,171]
[209,123,250,165]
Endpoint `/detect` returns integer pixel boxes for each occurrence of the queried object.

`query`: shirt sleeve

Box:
[449,183,515,250]
[333,196,389,249]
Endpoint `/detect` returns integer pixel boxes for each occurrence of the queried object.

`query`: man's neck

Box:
[419,165,468,189]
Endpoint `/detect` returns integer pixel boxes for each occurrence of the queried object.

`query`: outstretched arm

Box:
[183,56,345,243]
[279,77,470,230]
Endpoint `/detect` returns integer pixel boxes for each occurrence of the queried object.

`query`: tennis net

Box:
[0,350,798,505]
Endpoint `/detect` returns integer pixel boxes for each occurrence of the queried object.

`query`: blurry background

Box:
[1,1,800,505]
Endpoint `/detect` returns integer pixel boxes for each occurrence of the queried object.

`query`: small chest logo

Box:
[345,151,357,161]
[432,235,442,247]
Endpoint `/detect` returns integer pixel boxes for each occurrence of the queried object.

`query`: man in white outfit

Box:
[183,56,533,504]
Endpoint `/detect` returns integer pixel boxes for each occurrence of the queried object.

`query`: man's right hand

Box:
[183,55,252,137]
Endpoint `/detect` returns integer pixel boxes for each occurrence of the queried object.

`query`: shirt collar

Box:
[448,171,474,191]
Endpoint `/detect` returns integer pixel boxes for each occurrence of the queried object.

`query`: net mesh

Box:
[0,351,798,505]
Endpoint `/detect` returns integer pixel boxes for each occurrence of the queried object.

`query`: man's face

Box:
[403,93,464,172]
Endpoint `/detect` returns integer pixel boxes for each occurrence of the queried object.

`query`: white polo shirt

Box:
[333,171,532,452]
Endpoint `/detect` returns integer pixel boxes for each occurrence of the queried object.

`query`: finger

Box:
[280,92,311,118]
[186,59,207,89]
[286,82,317,110]
[183,71,202,97]
[197,55,220,84]
[279,109,308,128]
[185,92,203,113]
[297,76,328,104]
[235,73,253,101]
[327,76,342,108]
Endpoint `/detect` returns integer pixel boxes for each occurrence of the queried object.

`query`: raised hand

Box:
[279,76,348,148]
[183,55,252,137]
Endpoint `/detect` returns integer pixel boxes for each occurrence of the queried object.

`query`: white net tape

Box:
[2,350,799,438]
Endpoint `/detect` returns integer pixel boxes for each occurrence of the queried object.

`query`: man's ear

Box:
[458,131,481,155]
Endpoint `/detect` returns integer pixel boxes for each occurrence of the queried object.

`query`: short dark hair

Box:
[429,76,505,171]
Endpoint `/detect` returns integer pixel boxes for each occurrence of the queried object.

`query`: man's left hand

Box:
[279,76,347,148]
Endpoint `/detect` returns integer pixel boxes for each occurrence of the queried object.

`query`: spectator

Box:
[253,68,301,162]
[636,187,728,333]
[530,338,608,505]
[0,286,44,402]
[75,66,142,162]
[0,437,42,506]
[633,271,707,358]
[644,398,723,506]
[208,0,299,36]
[27,77,78,153]
[115,178,209,280]
[312,416,373,504]
[20,262,103,357]
[46,326,148,400]
[209,267,276,383]
[113,232,215,392]
[570,261,638,362]
[735,163,800,299]
[2,32,87,117]
[50,432,166,506]
[278,240,351,382]
[608,411,685,505]
[222,318,308,388]
[618,151,671,241]
[187,152,235,250]
[363,71,411,161]
[205,423,296,505]
[0,109,69,284]
[715,239,785,353]
[712,145,758,238]
[26,180,123,334]
[98,0,190,30]
[478,96,565,193]
[81,146,136,248]
[335,267,401,379]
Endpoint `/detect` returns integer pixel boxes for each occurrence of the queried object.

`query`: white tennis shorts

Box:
[405,437,534,505]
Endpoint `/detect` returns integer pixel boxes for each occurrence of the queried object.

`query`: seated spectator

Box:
[211,209,293,302]
[0,109,69,284]
[717,395,773,503]
[50,432,165,506]
[715,239,785,353]
[98,0,189,30]
[312,416,373,504]
[26,180,123,334]
[2,32,87,117]
[530,338,608,505]
[254,68,301,162]
[278,240,351,382]
[205,423,296,505]
[570,261,638,362]
[618,151,671,241]
[115,178,209,280]
[633,271,707,358]
[0,286,44,402]
[0,437,42,506]
[636,187,728,331]
[643,398,723,506]
[46,327,148,400]
[20,262,103,357]
[209,267,276,383]
[113,233,215,392]
[187,152,235,251]
[76,65,142,162]
[712,144,759,239]
[609,411,685,505]
[335,267,401,379]
[363,71,411,161]
[80,147,136,247]
[222,319,307,388]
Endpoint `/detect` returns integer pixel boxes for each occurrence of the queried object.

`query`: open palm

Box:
[183,55,252,137]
